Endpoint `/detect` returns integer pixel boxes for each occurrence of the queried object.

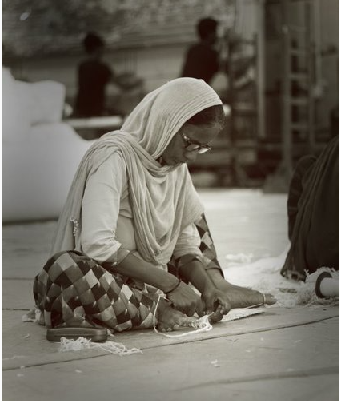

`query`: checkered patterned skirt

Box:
[34,214,223,332]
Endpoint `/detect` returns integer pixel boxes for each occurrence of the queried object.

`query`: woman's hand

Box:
[166,281,204,317]
[202,286,231,323]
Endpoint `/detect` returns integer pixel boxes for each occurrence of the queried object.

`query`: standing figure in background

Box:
[74,32,112,117]
[181,17,220,85]
[74,32,142,118]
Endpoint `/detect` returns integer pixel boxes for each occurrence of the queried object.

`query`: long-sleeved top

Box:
[81,152,202,267]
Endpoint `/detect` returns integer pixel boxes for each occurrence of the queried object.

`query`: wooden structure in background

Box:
[3,0,338,188]
[262,0,338,191]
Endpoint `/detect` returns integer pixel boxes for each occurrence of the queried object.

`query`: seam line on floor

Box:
[3,315,338,371]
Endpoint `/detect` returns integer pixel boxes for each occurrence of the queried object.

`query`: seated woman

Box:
[281,135,339,281]
[34,78,275,340]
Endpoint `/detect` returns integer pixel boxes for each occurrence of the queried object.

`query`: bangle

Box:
[165,278,181,296]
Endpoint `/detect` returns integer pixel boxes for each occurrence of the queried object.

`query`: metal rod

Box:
[281,0,293,177]
[256,0,265,139]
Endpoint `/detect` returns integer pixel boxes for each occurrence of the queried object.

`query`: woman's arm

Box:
[178,255,215,294]
[81,154,127,263]
[109,253,179,293]
[108,254,203,317]
[179,257,230,317]
[173,223,230,315]
[81,155,202,316]
[173,223,218,293]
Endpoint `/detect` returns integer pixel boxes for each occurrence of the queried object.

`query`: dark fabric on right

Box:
[287,154,317,240]
[281,136,339,280]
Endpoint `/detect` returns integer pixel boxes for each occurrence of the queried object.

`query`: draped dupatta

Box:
[51,78,222,265]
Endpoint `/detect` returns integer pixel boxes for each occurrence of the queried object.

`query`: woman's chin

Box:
[168,159,182,166]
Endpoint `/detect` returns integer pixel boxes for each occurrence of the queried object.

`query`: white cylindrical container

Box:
[315,272,339,298]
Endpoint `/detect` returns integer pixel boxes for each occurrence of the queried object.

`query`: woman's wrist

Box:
[162,274,181,294]
[202,279,216,295]
[164,277,181,295]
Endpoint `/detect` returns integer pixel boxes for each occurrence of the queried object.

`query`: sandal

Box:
[46,317,108,342]
[46,326,108,342]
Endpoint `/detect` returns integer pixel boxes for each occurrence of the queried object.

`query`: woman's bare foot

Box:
[157,298,197,332]
[209,273,276,308]
[223,285,276,308]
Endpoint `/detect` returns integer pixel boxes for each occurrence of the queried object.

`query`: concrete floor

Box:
[2,189,338,401]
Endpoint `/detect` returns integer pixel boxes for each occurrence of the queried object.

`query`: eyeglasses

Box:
[181,132,211,154]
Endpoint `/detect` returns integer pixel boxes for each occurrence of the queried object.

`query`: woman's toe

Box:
[264,293,277,305]
[209,310,223,324]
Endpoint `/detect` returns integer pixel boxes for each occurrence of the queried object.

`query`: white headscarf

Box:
[51,78,222,264]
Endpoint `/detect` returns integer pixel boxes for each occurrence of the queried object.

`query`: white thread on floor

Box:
[152,294,213,338]
[58,336,142,356]
[157,314,213,338]
[22,308,41,323]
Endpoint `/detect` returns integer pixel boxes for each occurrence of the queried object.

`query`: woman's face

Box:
[160,121,223,166]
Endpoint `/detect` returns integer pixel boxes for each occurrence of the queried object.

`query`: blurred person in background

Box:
[74,32,141,117]
[181,17,220,85]
[181,17,255,103]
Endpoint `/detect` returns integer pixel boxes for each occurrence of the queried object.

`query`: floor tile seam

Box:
[3,315,337,371]
[177,365,339,390]
[149,314,339,347]
[2,277,34,281]
[3,352,108,372]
